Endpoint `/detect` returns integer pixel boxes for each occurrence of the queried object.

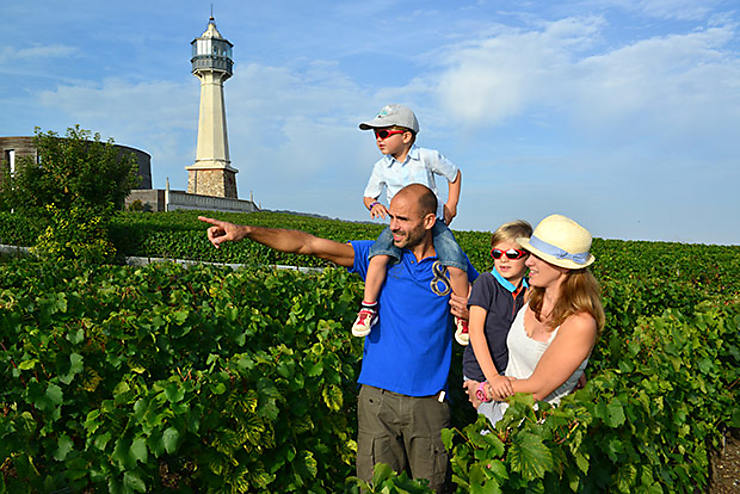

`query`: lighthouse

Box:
[186,16,238,198]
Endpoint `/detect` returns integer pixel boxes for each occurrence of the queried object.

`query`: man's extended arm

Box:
[198,216,356,267]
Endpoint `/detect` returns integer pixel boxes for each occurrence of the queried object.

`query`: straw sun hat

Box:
[517,214,595,269]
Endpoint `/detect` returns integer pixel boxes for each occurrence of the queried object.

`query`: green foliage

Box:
[30,204,117,265]
[0,209,738,492]
[0,212,44,247]
[347,463,433,493]
[0,125,138,216]
[446,302,739,493]
[0,259,364,492]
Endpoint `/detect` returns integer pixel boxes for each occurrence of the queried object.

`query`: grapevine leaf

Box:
[322,384,343,412]
[472,478,502,494]
[68,328,85,345]
[123,471,146,493]
[172,309,189,325]
[19,359,38,370]
[483,433,505,457]
[731,407,740,428]
[508,431,553,481]
[54,434,74,461]
[441,428,454,450]
[372,462,394,485]
[575,452,590,474]
[164,383,185,403]
[60,353,84,384]
[94,431,112,451]
[487,460,509,482]
[112,438,136,470]
[306,361,323,377]
[605,399,626,428]
[130,437,148,464]
[163,427,180,454]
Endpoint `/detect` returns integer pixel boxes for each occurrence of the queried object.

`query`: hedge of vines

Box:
[1,209,738,492]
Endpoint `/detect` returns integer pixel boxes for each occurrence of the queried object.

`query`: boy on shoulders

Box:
[354,104,471,345]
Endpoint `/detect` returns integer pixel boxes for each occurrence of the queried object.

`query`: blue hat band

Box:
[529,235,589,265]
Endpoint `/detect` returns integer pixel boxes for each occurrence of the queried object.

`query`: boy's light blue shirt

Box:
[363,145,459,219]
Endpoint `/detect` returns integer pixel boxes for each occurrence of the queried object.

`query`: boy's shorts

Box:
[368,221,468,271]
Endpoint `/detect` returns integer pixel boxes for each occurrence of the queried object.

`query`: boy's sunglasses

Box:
[490,248,527,260]
[374,129,406,140]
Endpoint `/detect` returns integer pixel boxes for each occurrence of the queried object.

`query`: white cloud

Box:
[633,0,716,21]
[433,17,740,150]
[434,17,605,125]
[568,25,740,144]
[585,0,719,21]
[0,44,78,63]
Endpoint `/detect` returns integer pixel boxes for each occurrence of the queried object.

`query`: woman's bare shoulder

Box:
[559,311,597,336]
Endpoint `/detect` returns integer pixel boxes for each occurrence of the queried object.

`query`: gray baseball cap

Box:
[359,104,419,134]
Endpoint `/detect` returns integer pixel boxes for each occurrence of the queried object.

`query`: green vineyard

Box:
[1,210,738,492]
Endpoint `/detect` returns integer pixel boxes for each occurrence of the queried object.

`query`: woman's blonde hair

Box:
[528,269,605,335]
[491,220,533,247]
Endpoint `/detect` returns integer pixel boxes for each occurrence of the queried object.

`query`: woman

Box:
[469,214,605,425]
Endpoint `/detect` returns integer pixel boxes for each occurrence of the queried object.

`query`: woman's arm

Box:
[511,312,597,400]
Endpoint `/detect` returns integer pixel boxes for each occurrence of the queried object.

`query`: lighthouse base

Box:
[186,167,238,198]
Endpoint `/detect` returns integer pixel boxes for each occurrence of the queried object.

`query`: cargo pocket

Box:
[408,435,449,491]
[356,432,400,482]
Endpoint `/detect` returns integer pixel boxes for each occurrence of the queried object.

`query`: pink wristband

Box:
[475,381,491,402]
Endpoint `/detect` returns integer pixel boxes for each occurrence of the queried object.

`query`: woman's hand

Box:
[489,375,515,401]
[463,379,482,408]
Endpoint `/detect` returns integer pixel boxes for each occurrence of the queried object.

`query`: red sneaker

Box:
[352,307,378,337]
[454,317,469,345]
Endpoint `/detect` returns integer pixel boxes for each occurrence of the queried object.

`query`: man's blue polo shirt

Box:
[348,240,478,396]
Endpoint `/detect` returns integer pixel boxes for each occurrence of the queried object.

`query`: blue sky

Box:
[2,1,738,244]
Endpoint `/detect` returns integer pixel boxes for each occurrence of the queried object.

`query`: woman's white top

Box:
[481,303,590,427]
[505,303,588,405]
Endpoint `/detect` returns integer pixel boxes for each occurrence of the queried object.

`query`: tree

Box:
[0,125,139,216]
[0,125,139,264]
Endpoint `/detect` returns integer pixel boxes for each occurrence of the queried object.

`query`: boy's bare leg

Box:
[449,266,471,345]
[352,255,390,337]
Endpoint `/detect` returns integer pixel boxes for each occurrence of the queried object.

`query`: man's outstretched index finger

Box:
[199,216,232,248]
[198,216,223,227]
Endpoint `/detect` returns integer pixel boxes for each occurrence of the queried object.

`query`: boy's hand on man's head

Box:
[370,203,389,220]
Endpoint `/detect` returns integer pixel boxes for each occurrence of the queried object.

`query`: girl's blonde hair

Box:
[528,269,605,335]
[491,220,533,247]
